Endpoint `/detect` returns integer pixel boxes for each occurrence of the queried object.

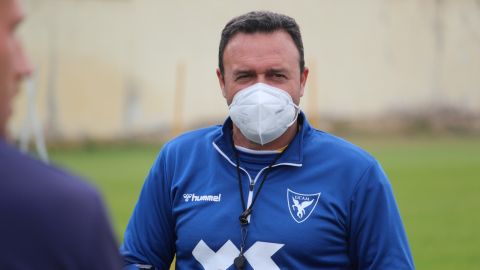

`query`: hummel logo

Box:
[183,193,222,202]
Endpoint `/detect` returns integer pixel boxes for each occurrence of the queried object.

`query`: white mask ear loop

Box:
[285,104,301,128]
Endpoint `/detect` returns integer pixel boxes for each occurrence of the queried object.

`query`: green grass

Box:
[49,136,480,270]
[49,144,160,237]
[351,136,480,269]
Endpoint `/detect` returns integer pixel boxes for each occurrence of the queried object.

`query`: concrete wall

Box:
[10,0,480,139]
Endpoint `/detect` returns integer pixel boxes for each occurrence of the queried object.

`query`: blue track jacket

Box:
[121,113,415,270]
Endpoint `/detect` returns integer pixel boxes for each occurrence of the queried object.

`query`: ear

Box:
[216,68,227,98]
[299,67,309,97]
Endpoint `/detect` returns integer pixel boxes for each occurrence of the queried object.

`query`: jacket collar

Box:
[212,112,312,168]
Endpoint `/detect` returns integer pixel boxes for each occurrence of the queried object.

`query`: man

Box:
[121,11,415,270]
[0,0,122,268]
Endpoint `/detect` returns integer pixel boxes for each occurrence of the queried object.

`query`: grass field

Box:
[48,135,480,270]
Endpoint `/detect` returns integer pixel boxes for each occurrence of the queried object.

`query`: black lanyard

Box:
[231,140,290,270]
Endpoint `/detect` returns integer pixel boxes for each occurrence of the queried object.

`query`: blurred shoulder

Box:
[0,140,102,208]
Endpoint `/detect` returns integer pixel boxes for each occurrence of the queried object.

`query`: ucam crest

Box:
[287,189,321,223]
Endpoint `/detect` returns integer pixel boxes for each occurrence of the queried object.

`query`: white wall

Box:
[10,0,480,139]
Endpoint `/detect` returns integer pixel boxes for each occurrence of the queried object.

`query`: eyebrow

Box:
[233,70,255,77]
[266,68,289,74]
[233,68,289,76]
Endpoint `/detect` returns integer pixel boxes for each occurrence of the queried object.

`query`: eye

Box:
[235,74,251,81]
[270,72,287,81]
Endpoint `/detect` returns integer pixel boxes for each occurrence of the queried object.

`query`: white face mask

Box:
[228,82,300,145]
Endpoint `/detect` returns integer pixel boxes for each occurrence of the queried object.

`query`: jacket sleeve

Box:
[348,161,415,270]
[120,150,175,270]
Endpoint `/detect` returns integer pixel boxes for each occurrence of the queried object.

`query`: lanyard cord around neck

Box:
[232,142,291,270]
[230,136,294,270]
[232,141,290,225]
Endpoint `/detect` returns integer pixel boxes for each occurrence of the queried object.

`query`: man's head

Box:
[218,11,305,77]
[216,11,308,106]
[0,0,31,139]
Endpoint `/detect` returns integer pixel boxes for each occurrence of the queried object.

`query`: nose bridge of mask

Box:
[259,83,292,103]
[231,83,291,104]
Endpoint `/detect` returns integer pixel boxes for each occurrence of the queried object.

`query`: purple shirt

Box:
[0,139,122,269]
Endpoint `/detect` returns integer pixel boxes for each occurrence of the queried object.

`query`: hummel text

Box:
[183,193,222,203]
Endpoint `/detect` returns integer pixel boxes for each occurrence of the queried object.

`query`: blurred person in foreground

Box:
[121,11,415,270]
[0,0,122,268]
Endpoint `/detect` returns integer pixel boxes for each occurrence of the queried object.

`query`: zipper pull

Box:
[249,182,254,191]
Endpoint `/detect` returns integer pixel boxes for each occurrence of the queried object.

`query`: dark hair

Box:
[218,11,305,76]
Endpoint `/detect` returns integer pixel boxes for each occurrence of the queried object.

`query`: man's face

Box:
[0,0,31,138]
[217,30,308,106]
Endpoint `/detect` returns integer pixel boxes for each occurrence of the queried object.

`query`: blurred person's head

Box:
[0,0,32,139]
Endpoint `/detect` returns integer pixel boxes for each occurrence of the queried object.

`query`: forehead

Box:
[223,30,299,70]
